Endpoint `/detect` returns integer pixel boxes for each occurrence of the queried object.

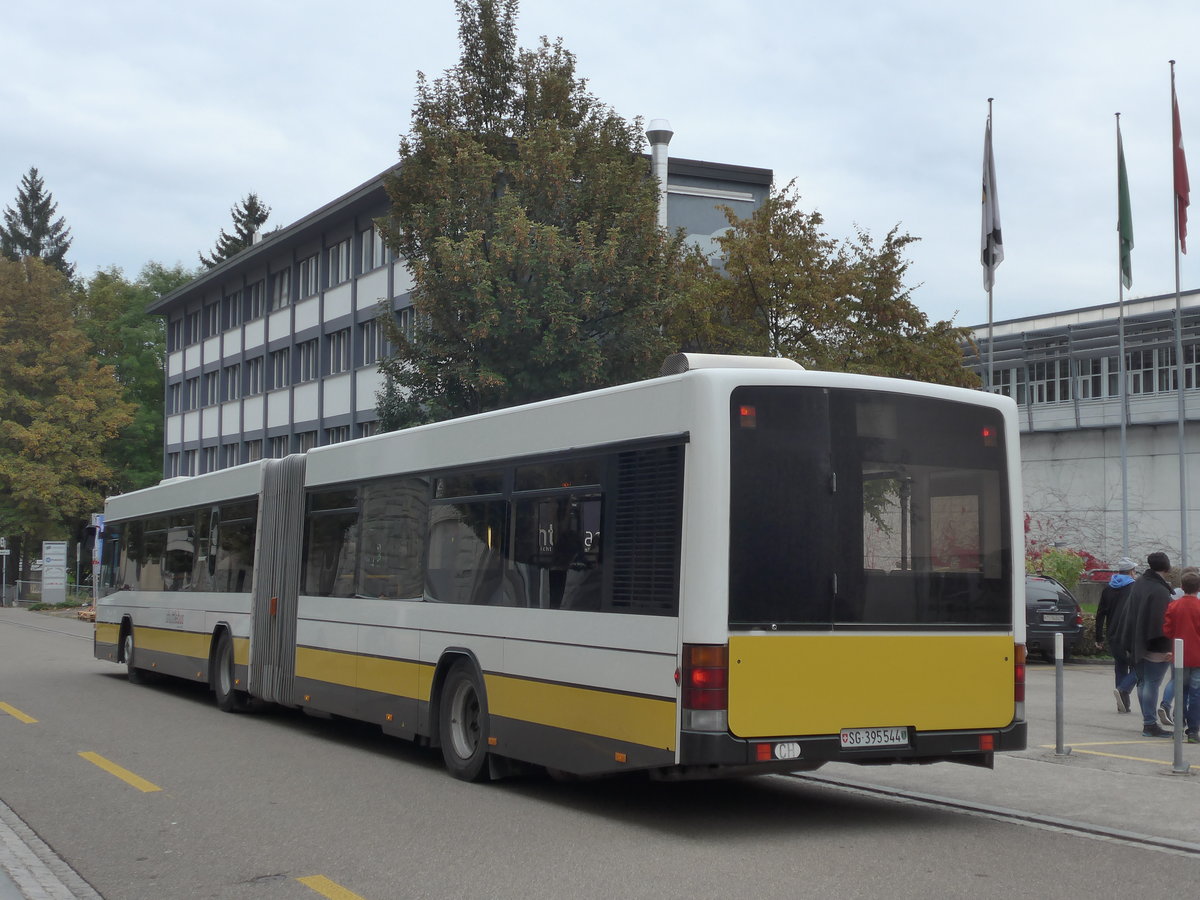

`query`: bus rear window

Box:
[728,387,1011,630]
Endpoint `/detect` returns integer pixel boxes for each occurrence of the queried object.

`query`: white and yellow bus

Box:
[95,354,1026,780]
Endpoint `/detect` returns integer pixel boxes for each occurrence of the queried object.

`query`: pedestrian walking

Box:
[1119,551,1175,738]
[1095,557,1138,713]
[1163,570,1200,743]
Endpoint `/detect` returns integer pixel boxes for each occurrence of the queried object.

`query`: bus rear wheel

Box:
[439,662,490,782]
[212,631,247,712]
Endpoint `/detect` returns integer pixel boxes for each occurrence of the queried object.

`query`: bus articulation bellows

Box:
[94,354,1026,781]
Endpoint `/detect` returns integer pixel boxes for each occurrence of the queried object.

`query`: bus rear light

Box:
[979,734,995,751]
[1014,644,1026,716]
[682,644,729,732]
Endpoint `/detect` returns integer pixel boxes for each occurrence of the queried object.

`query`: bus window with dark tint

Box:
[433,471,503,499]
[213,501,256,592]
[512,494,603,610]
[514,458,603,492]
[140,522,167,591]
[303,490,359,598]
[358,476,429,599]
[426,501,509,605]
[99,523,123,594]
[191,508,213,592]
[117,521,142,590]
[729,387,1011,630]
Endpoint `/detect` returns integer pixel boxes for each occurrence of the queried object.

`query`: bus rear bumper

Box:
[679,720,1027,772]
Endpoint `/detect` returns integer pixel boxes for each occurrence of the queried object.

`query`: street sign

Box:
[0,550,9,557]
[0,536,6,549]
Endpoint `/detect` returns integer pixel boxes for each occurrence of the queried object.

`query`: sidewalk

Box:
[0,799,100,900]
[818,660,1200,848]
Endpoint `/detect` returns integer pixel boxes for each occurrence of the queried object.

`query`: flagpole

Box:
[987,98,995,392]
[1117,112,1130,557]
[1172,60,1189,566]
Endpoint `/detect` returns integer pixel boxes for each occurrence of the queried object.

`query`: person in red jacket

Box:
[1163,570,1200,743]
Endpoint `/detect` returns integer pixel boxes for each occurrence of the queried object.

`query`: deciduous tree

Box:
[376,0,683,428]
[0,167,74,278]
[0,258,133,545]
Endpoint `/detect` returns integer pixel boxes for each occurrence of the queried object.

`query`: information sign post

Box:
[1,537,7,607]
[42,540,68,605]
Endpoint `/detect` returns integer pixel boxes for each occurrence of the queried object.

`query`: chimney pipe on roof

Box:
[646,118,673,230]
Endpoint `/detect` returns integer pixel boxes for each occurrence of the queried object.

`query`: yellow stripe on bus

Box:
[485,674,676,752]
[136,626,211,660]
[94,622,120,645]
[295,646,426,698]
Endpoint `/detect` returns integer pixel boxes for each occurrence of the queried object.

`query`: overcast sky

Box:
[3,0,1198,328]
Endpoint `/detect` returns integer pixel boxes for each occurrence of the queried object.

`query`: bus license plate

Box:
[839,727,909,749]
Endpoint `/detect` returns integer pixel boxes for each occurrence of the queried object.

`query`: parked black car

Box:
[1025,574,1085,662]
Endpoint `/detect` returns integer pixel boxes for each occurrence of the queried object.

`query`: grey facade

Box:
[152,157,772,479]
[968,289,1200,564]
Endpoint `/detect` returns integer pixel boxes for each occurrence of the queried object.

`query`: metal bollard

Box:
[1055,632,1071,756]
[1172,637,1188,775]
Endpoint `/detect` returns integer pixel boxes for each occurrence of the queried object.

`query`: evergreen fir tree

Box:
[0,167,75,278]
[199,193,271,268]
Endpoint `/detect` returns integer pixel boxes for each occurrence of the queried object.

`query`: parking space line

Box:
[78,752,163,792]
[1039,743,1200,770]
[297,875,368,899]
[0,702,37,723]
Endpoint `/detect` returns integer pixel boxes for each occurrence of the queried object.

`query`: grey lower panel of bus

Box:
[292,676,421,741]
[250,455,307,706]
[679,720,1028,770]
[487,714,675,776]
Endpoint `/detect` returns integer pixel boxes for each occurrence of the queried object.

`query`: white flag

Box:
[981,116,1004,290]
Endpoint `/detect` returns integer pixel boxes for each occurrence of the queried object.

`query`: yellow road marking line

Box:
[0,702,37,724]
[78,752,162,792]
[297,875,368,900]
[1038,743,1200,770]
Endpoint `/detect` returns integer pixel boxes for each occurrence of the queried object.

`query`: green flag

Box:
[1118,120,1134,289]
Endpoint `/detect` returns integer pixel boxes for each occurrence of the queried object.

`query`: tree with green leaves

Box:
[0,167,75,278]
[376,0,684,428]
[199,193,271,269]
[0,257,133,548]
[78,262,193,491]
[668,182,977,388]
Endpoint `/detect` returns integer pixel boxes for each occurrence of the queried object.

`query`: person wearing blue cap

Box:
[1095,557,1138,713]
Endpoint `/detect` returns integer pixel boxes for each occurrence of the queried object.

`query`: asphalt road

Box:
[1,609,1197,899]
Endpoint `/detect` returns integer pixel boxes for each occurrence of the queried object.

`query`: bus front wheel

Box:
[439,662,490,782]
[123,630,149,685]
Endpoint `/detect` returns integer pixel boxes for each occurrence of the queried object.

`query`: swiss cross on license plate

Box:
[839,727,909,749]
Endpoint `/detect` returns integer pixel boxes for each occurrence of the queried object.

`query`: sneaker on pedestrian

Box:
[1187,732,1200,744]
[1142,724,1172,738]
[1115,689,1131,713]
[1158,704,1174,727]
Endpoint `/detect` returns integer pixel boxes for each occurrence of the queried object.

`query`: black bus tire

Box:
[439,661,491,782]
[212,631,246,712]
[123,630,149,685]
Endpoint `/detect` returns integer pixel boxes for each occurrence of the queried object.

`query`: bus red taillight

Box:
[1014,644,1027,708]
[682,644,728,711]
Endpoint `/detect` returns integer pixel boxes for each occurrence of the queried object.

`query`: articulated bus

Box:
[94,354,1026,781]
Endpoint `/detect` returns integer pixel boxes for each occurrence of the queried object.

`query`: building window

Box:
[203,371,220,406]
[246,357,265,395]
[1128,349,1157,395]
[167,318,183,352]
[270,435,290,458]
[360,318,389,366]
[359,421,378,438]
[359,227,375,272]
[297,339,319,383]
[328,238,351,286]
[270,269,291,311]
[204,302,220,338]
[183,449,197,476]
[223,291,243,330]
[203,446,219,473]
[1029,359,1070,404]
[328,329,351,375]
[396,306,415,341]
[299,254,319,298]
[186,310,202,345]
[223,442,240,468]
[185,377,200,410]
[246,440,263,462]
[249,280,265,320]
[297,431,318,453]
[271,348,290,389]
[326,425,350,445]
[223,364,241,401]
[167,453,180,477]
[167,382,181,414]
